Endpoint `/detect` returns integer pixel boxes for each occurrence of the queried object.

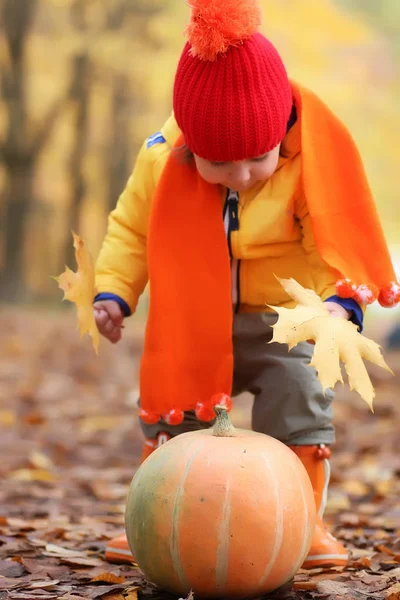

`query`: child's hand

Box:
[93,300,124,344]
[307,301,351,345]
[324,301,351,320]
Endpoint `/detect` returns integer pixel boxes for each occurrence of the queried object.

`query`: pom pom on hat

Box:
[186,0,262,61]
[173,0,292,161]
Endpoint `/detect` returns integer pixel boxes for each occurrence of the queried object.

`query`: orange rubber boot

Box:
[289,444,348,569]
[105,432,171,563]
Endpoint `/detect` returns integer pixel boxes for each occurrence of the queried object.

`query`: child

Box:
[94,0,399,569]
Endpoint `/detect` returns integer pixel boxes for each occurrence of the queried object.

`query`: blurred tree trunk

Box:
[107,73,131,212]
[63,52,91,270]
[0,0,38,302]
[0,0,68,302]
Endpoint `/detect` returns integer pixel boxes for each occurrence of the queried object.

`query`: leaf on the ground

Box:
[58,557,105,568]
[54,232,99,354]
[386,582,400,599]
[268,277,393,410]
[0,560,26,578]
[44,544,86,558]
[21,558,71,579]
[27,451,54,471]
[123,588,139,600]
[293,581,317,591]
[0,410,16,427]
[9,469,58,483]
[88,585,129,599]
[90,573,126,584]
[26,579,60,589]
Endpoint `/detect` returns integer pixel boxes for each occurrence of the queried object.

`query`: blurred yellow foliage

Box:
[0,0,398,301]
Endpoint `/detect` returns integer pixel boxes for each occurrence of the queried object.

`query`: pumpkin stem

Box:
[212,405,237,437]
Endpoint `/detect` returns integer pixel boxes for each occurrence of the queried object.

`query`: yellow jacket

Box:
[95,115,340,314]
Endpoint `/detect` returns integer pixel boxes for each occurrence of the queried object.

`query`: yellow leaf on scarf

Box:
[54,232,99,354]
[268,277,393,411]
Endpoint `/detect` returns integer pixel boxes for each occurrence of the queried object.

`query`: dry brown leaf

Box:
[0,410,15,427]
[9,469,58,483]
[59,557,105,567]
[54,232,99,354]
[268,277,393,410]
[91,573,126,584]
[386,583,400,599]
[43,544,86,557]
[26,580,60,589]
[351,556,372,569]
[28,451,54,471]
[293,581,317,590]
[123,589,139,600]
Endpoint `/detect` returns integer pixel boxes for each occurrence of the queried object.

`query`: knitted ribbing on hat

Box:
[173,0,292,161]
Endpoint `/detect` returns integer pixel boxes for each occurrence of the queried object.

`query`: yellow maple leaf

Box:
[268,277,393,411]
[54,232,99,354]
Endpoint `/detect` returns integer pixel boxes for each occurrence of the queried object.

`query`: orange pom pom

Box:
[336,278,357,299]
[163,409,185,426]
[195,402,216,422]
[354,284,379,306]
[186,0,262,61]
[139,409,160,425]
[378,282,400,308]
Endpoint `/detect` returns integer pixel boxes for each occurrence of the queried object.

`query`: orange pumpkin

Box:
[125,406,316,598]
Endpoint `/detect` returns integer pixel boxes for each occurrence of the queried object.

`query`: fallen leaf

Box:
[58,557,105,567]
[351,556,372,569]
[386,582,400,599]
[87,585,128,599]
[0,559,25,578]
[269,277,393,410]
[293,581,317,590]
[54,232,99,354]
[43,544,86,557]
[0,410,15,427]
[26,579,60,589]
[316,580,351,595]
[27,451,54,471]
[91,573,126,584]
[123,588,139,600]
[377,544,396,556]
[9,469,57,483]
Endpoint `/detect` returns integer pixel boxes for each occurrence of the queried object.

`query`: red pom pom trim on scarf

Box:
[336,278,399,307]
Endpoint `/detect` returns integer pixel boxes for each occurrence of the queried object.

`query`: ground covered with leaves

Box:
[0,308,399,600]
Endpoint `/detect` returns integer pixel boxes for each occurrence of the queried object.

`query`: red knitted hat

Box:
[173,0,293,162]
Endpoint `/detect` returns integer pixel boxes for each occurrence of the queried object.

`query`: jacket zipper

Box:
[223,190,241,313]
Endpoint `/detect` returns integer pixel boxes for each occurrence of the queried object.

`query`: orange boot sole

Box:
[105,534,134,563]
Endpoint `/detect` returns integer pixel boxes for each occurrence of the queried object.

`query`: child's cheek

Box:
[201,166,227,185]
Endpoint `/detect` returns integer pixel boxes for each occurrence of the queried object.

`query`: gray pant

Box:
[140,313,335,446]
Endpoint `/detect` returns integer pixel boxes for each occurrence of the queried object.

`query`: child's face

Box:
[194,143,281,192]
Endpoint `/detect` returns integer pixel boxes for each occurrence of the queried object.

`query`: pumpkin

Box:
[125,405,316,598]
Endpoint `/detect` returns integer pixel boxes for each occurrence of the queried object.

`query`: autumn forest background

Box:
[0,2,400,599]
[0,0,400,309]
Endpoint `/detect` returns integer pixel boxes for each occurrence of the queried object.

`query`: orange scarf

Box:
[139,81,396,423]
